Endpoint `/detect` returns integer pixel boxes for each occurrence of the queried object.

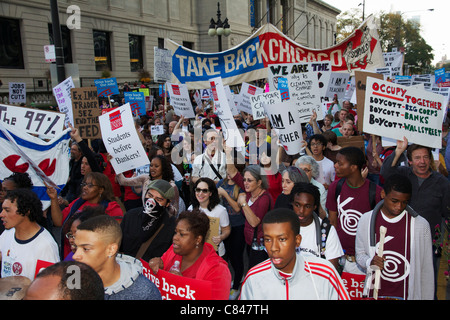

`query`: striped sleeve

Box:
[239,260,272,300]
[305,261,350,300]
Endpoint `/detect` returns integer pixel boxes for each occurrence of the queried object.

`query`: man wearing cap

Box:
[119,180,177,261]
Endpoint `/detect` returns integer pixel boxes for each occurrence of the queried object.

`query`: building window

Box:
[93,30,112,71]
[268,0,276,25]
[0,18,24,69]
[158,37,165,49]
[281,0,289,35]
[48,24,73,63]
[182,41,194,50]
[129,34,143,72]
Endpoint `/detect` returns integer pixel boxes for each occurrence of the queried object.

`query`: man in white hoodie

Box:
[73,215,161,300]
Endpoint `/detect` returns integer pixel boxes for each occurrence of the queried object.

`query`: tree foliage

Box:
[336,8,363,43]
[378,11,434,73]
[336,9,434,74]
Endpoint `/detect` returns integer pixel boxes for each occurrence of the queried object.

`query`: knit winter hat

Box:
[146,179,175,200]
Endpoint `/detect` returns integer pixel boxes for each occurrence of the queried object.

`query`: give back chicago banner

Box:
[167,16,384,89]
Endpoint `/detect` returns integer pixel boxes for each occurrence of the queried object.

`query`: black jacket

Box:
[120,207,176,261]
[380,151,450,232]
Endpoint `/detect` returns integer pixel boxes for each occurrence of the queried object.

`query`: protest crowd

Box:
[1,78,449,301]
[1,22,450,300]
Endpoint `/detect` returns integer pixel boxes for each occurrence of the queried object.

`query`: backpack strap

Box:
[201,153,223,180]
[368,180,377,210]
[334,178,346,202]
[313,213,332,259]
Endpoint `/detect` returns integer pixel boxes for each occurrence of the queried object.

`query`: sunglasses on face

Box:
[195,188,209,194]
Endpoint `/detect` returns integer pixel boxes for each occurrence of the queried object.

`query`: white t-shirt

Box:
[188,204,230,257]
[298,217,344,261]
[315,156,335,186]
[0,227,60,280]
[191,151,226,181]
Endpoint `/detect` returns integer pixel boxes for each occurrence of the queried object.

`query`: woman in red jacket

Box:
[148,209,231,300]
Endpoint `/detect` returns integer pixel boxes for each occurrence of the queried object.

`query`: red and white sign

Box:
[141,260,212,300]
[44,45,56,63]
[99,104,150,174]
[341,272,366,300]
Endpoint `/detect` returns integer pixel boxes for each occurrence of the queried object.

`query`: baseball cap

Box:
[146,179,175,200]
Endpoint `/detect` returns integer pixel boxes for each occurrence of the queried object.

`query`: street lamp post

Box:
[208,2,231,52]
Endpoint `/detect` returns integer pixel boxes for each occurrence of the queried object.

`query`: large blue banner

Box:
[167,19,385,89]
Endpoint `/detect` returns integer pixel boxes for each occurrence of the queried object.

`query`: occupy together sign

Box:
[363,77,446,149]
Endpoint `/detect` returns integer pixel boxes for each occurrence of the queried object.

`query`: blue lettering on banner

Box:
[172,36,264,84]
[124,92,146,116]
[278,77,290,101]
[94,77,120,97]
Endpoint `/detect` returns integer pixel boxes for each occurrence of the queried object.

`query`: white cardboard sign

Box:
[363,77,445,149]
[99,104,150,174]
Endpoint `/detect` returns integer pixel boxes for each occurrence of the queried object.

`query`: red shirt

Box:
[161,243,231,300]
[232,171,274,246]
[371,211,411,299]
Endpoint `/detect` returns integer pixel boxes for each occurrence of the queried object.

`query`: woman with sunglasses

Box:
[188,178,230,257]
[46,172,123,259]
[224,146,273,268]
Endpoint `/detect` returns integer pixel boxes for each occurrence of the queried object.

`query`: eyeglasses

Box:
[65,232,75,240]
[310,143,322,147]
[81,182,99,188]
[195,188,210,194]
[300,168,311,173]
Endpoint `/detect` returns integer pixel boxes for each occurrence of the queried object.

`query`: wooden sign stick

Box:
[374,226,387,300]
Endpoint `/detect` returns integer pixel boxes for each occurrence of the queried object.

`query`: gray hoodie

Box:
[104,254,161,300]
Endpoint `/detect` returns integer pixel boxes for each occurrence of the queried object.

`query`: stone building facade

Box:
[0,0,340,105]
